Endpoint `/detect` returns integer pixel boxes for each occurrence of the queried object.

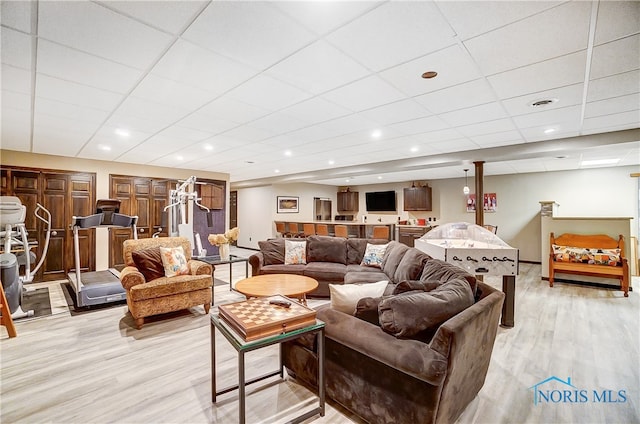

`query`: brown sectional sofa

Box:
[249,235,505,423]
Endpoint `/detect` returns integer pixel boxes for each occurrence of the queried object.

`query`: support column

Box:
[474,161,485,226]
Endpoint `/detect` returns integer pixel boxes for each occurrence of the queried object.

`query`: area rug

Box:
[18,287,51,319]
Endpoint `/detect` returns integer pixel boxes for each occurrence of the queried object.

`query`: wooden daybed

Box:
[549,232,629,297]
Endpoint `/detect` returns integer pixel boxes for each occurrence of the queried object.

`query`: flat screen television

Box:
[365,190,396,212]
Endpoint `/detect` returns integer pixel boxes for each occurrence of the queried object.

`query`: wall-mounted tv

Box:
[365,190,396,212]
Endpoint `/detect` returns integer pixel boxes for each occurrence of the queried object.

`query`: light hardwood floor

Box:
[1,247,638,424]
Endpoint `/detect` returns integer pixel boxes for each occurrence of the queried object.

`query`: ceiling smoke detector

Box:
[529,98,558,108]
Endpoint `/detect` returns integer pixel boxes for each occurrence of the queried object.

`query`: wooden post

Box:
[474,161,485,227]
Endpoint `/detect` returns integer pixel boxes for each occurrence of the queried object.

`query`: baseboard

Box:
[541,276,633,292]
[236,245,259,251]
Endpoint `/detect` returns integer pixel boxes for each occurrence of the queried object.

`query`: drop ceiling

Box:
[1,0,639,187]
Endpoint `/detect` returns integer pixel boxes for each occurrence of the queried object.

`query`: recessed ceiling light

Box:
[203,144,213,151]
[529,98,558,108]
[421,71,438,79]
[410,146,419,153]
[544,128,556,134]
[328,160,335,165]
[371,129,382,138]
[98,144,111,151]
[581,158,619,167]
[176,155,184,161]
[284,150,292,156]
[115,128,130,137]
[377,176,382,180]
[345,179,350,183]
[275,169,280,173]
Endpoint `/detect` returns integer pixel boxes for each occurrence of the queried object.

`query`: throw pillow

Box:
[160,246,190,277]
[355,297,382,326]
[392,279,441,295]
[329,280,388,314]
[259,239,285,265]
[379,278,474,338]
[360,243,389,268]
[284,240,307,265]
[132,247,165,281]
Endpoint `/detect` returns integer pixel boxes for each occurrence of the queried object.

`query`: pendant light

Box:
[463,169,470,195]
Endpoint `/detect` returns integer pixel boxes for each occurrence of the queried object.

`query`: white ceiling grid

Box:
[0,0,638,187]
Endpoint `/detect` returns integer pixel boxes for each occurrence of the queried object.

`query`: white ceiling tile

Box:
[520,126,580,142]
[313,114,380,139]
[196,96,269,124]
[182,1,315,70]
[132,74,216,110]
[36,74,123,111]
[426,138,480,153]
[96,0,207,35]
[2,64,31,94]
[115,96,189,125]
[488,51,587,98]
[32,131,86,156]
[249,112,310,134]
[360,99,432,126]
[589,35,640,80]
[280,97,352,125]
[265,40,370,94]
[154,125,212,144]
[513,105,582,129]
[390,115,450,136]
[321,75,406,112]
[1,106,31,150]
[469,130,524,148]
[76,139,130,161]
[326,1,456,71]
[415,78,497,114]
[464,1,591,75]
[175,113,239,135]
[37,40,142,94]
[273,1,380,35]
[1,0,34,33]
[594,1,640,45]
[501,83,584,117]
[226,75,312,111]
[380,45,481,96]
[582,110,640,132]
[2,90,30,112]
[221,125,275,143]
[412,128,465,144]
[90,125,152,147]
[457,118,518,137]
[587,70,640,102]
[1,27,32,69]
[34,97,109,124]
[38,1,172,69]
[439,102,508,127]
[105,113,172,134]
[544,157,582,171]
[436,1,563,40]
[585,93,640,119]
[151,40,259,95]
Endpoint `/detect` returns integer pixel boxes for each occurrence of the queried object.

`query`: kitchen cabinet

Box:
[398,226,431,247]
[337,191,359,212]
[403,186,432,211]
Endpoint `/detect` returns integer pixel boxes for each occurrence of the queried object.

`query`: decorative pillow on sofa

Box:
[329,280,388,314]
[361,243,389,268]
[378,278,474,338]
[392,279,441,295]
[132,247,165,281]
[285,240,307,265]
[160,246,189,277]
[420,258,477,295]
[552,244,621,266]
[355,296,383,325]
[258,239,286,265]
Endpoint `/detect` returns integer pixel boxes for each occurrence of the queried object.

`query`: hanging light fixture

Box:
[463,169,470,195]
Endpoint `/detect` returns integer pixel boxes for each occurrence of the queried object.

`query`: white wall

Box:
[237,166,639,261]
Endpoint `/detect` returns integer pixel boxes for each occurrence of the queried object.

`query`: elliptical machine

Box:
[0,196,52,319]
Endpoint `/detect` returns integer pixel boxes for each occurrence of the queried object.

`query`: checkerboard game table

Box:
[211,297,325,424]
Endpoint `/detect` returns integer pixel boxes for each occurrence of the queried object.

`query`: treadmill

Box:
[67,199,138,307]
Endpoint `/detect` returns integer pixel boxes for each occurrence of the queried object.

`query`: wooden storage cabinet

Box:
[398,226,431,247]
[403,186,432,211]
[337,191,359,212]
[199,183,224,210]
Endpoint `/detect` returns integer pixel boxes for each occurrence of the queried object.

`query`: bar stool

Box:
[316,224,329,236]
[288,223,304,238]
[275,222,289,237]
[483,224,498,234]
[372,226,390,239]
[334,225,348,238]
[303,223,316,237]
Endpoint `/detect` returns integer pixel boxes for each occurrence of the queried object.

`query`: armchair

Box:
[120,237,213,329]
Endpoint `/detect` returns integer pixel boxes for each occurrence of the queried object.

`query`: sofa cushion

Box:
[260,264,306,275]
[160,246,189,277]
[361,242,389,268]
[285,239,307,264]
[378,278,475,338]
[393,279,441,294]
[344,270,388,285]
[355,296,382,325]
[420,258,477,294]
[329,280,388,314]
[307,235,347,264]
[129,273,212,301]
[382,242,409,280]
[394,248,431,282]
[304,262,347,282]
[132,247,165,281]
[258,239,285,265]
[347,238,388,264]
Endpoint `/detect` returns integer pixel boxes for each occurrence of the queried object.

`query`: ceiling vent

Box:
[529,98,558,108]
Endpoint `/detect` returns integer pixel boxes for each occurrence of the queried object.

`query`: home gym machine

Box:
[67,199,137,308]
[164,176,210,257]
[0,196,52,319]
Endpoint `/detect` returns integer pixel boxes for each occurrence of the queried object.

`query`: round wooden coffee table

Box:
[235,274,318,305]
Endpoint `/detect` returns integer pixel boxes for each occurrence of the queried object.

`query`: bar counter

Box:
[275,220,395,240]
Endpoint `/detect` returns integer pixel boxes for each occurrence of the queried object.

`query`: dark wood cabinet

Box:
[398,226,431,247]
[199,183,224,210]
[337,191,359,212]
[1,167,96,281]
[403,186,432,211]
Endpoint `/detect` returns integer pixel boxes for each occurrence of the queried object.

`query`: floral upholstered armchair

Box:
[120,237,213,329]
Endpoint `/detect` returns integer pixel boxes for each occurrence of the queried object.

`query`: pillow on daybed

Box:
[132,247,165,281]
[378,278,474,338]
[551,244,621,266]
[329,280,388,314]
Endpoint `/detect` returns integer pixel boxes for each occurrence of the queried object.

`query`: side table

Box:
[211,314,325,424]
[199,254,249,291]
